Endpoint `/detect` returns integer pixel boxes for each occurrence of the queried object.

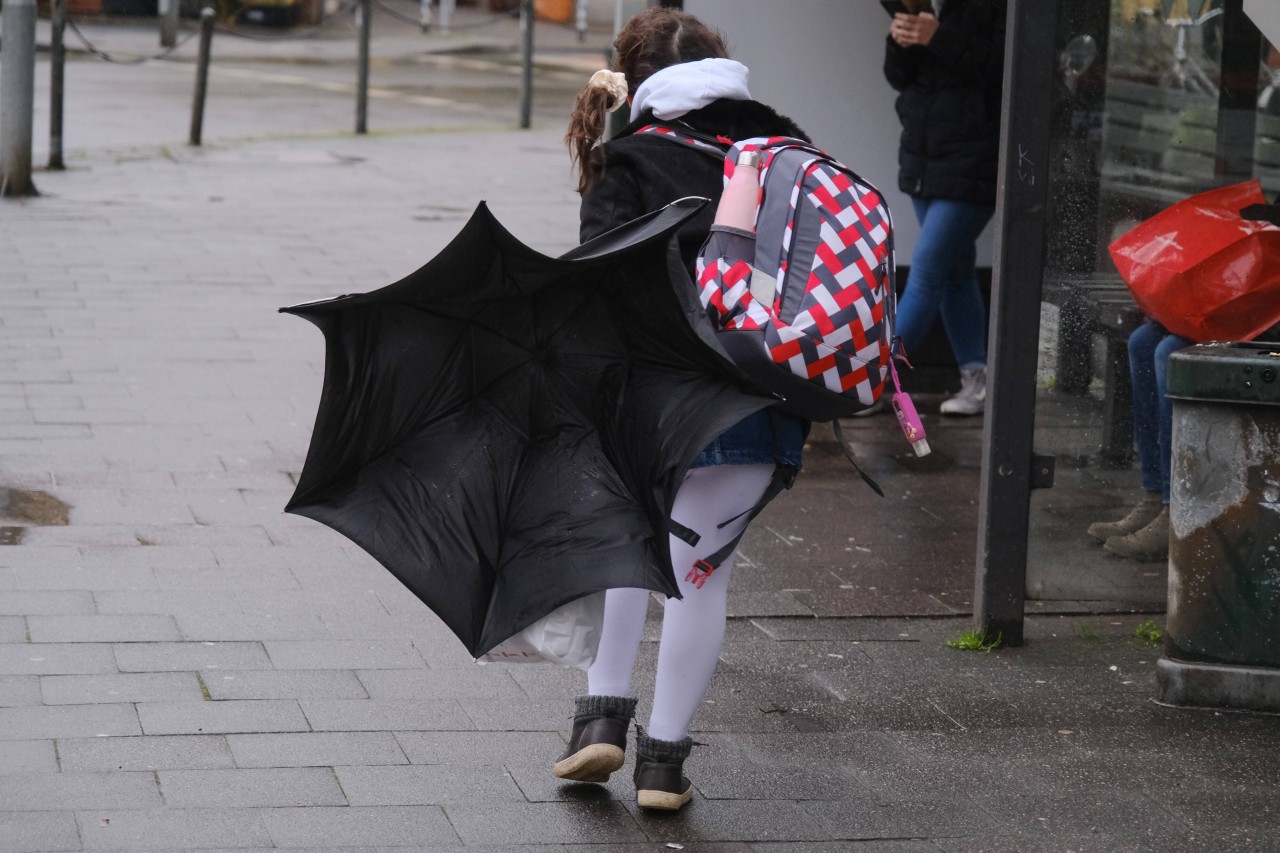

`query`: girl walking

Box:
[553,7,807,811]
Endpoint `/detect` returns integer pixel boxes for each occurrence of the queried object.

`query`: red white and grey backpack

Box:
[641,125,905,580]
[637,125,897,423]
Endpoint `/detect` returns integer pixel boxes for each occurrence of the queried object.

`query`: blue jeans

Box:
[1128,321,1192,504]
[690,408,804,469]
[895,197,996,369]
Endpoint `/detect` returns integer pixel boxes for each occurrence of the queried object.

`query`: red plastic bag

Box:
[1108,180,1280,342]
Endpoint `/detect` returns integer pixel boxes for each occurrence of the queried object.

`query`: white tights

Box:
[586,463,775,743]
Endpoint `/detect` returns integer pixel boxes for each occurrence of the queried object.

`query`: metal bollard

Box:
[518,0,533,129]
[0,0,39,197]
[189,8,215,146]
[159,0,180,48]
[356,0,371,134]
[49,0,66,170]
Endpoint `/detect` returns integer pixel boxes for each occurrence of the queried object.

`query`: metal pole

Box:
[356,0,372,134]
[1215,0,1262,182]
[604,0,626,139]
[518,0,534,129]
[189,8,215,146]
[575,0,586,42]
[973,0,1059,647]
[49,0,67,171]
[159,0,180,47]
[0,0,39,197]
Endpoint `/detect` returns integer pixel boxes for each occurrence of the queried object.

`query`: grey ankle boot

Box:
[1104,506,1170,562]
[553,695,636,783]
[1087,492,1163,543]
[634,729,694,810]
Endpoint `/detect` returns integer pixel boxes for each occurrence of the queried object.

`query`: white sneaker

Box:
[939,366,987,416]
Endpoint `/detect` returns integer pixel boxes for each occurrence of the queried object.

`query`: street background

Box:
[1,4,1279,851]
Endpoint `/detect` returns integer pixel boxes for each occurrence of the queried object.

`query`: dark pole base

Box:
[1,178,39,198]
[1157,657,1280,714]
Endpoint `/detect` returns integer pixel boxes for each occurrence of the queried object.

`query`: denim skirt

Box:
[690,408,805,469]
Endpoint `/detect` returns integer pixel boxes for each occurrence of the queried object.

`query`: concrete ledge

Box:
[1156,656,1280,714]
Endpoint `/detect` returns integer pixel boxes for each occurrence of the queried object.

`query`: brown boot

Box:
[553,695,635,783]
[634,729,694,811]
[1087,493,1163,543]
[1104,506,1169,562]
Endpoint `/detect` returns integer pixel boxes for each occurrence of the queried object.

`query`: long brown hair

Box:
[565,8,729,194]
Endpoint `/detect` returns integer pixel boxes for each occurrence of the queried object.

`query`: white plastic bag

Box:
[476,591,605,670]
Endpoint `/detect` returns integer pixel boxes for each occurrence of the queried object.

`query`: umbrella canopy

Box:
[281,198,774,658]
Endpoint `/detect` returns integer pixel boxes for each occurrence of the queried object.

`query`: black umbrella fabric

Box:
[281,198,775,658]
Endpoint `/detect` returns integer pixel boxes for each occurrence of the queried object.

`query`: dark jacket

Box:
[579,97,810,470]
[883,0,1006,204]
[580,98,809,273]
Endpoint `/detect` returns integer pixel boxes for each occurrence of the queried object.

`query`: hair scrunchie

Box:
[588,69,629,113]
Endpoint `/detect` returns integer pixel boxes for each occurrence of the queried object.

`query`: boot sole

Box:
[553,743,624,783]
[1088,509,1164,543]
[637,786,693,810]
[1091,526,1157,545]
[1103,547,1168,563]
[1087,525,1129,543]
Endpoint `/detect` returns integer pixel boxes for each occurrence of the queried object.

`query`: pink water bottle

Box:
[892,392,931,457]
[713,150,761,231]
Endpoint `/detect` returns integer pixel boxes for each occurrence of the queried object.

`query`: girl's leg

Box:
[1086,321,1167,543]
[1127,321,1164,495]
[1153,332,1194,504]
[585,587,650,698]
[560,587,647,783]
[1100,329,1193,560]
[894,197,995,364]
[645,463,775,743]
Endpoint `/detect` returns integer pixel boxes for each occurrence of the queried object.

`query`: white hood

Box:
[629,58,751,123]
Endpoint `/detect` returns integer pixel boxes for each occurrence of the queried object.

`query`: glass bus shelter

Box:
[977,0,1276,643]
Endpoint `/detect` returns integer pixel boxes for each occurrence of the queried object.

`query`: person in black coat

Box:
[884,0,1006,415]
[552,7,806,812]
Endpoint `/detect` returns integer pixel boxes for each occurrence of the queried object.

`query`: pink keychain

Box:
[887,355,931,457]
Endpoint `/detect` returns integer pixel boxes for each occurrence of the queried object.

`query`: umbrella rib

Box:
[527,285,601,348]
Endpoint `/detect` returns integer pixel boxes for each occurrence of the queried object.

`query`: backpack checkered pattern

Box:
[639,127,896,421]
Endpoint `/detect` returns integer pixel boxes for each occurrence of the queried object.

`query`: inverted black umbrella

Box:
[281,198,774,658]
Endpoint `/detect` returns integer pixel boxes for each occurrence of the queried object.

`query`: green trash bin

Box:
[1157,341,1280,712]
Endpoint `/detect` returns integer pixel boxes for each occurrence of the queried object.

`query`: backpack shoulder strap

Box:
[634,124,730,161]
[681,462,799,588]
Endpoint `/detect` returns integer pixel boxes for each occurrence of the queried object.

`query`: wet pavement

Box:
[2,4,1278,851]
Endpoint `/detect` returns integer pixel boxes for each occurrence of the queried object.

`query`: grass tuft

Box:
[1134,619,1163,648]
[945,628,1002,653]
[1073,622,1101,640]
[195,672,214,702]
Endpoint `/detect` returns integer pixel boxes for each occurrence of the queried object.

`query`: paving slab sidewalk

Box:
[2,21,1280,852]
